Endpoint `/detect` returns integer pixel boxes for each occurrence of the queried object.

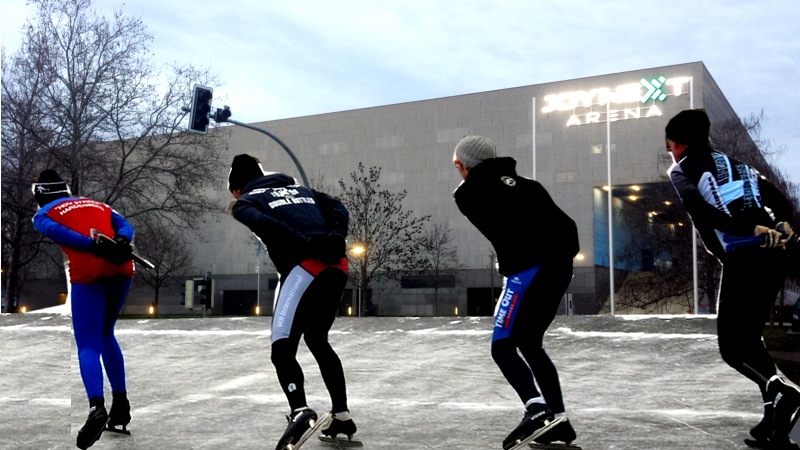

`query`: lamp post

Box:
[351,245,365,317]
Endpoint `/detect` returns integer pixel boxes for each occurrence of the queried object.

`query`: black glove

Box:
[89,238,115,259]
[109,235,134,264]
[310,235,346,264]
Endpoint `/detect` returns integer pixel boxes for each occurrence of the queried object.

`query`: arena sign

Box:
[541,76,690,126]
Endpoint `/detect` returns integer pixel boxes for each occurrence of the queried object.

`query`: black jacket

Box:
[668,145,792,259]
[454,157,579,276]
[232,173,348,276]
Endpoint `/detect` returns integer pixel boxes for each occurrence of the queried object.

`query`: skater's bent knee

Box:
[491,339,516,362]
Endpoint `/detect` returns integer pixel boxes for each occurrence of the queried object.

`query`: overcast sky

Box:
[2,0,799,185]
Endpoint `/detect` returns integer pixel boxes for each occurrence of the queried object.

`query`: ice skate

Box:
[105,391,131,435]
[76,397,109,450]
[503,403,565,450]
[275,407,329,450]
[319,411,362,447]
[745,403,774,448]
[530,418,581,450]
[744,435,800,450]
[768,376,800,441]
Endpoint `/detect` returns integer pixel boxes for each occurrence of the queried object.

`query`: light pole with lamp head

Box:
[351,245,366,317]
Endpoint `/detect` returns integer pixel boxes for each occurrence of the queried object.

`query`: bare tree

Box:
[338,163,430,299]
[419,222,462,314]
[130,216,196,313]
[1,47,59,311]
[20,0,228,224]
[2,0,227,310]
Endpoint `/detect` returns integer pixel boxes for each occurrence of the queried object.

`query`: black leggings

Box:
[271,265,348,412]
[717,249,787,401]
[491,261,573,413]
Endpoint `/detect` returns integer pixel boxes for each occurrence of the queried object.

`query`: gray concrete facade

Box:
[30,62,740,316]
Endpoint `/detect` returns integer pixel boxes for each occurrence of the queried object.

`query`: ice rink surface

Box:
[1,313,798,450]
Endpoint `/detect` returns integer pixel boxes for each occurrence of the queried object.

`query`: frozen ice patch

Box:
[407,329,492,336]
[618,314,717,321]
[0,325,70,332]
[116,329,271,337]
[549,327,715,340]
[0,397,69,407]
[27,304,70,314]
[582,406,759,419]
[211,373,269,392]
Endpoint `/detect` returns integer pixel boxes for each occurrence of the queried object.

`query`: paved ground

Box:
[1,313,799,450]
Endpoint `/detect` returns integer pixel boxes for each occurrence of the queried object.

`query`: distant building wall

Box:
[21,62,753,315]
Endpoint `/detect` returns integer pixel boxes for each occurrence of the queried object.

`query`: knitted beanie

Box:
[453,136,497,168]
[228,154,265,192]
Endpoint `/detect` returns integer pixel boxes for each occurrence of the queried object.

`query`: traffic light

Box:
[199,279,210,308]
[188,84,213,134]
[184,277,215,309]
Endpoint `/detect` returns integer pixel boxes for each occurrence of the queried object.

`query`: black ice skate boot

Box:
[321,411,358,440]
[534,417,577,445]
[275,407,318,450]
[744,402,773,447]
[768,376,800,442]
[106,390,131,434]
[76,396,109,450]
[502,403,564,450]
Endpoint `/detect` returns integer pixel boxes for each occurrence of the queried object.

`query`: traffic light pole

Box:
[183,90,310,187]
[222,116,310,188]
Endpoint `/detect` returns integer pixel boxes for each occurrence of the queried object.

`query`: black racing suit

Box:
[232,173,350,413]
[668,145,792,399]
[454,157,579,413]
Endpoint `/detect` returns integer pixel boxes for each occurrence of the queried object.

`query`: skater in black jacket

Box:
[228,154,357,449]
[666,109,799,448]
[452,136,580,449]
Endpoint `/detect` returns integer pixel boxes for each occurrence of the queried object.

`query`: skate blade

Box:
[744,438,769,449]
[286,413,332,450]
[529,443,582,450]
[745,437,800,450]
[506,417,566,450]
[319,435,364,447]
[105,424,131,435]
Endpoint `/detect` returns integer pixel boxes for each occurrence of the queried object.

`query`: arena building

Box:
[24,61,765,316]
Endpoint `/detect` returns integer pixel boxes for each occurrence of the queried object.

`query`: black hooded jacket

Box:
[453,157,580,276]
[232,173,348,276]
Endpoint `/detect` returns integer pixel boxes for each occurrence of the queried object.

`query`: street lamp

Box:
[351,245,366,316]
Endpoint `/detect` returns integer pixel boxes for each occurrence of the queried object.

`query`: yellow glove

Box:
[754,225,783,249]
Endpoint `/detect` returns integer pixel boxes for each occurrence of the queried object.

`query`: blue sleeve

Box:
[111,210,135,241]
[32,211,94,251]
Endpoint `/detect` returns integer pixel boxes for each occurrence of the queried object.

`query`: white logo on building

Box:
[541,77,690,127]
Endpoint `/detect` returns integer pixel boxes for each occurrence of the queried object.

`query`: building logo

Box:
[641,76,668,102]
[541,76,690,127]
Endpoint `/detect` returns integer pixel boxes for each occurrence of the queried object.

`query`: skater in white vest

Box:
[666,109,800,447]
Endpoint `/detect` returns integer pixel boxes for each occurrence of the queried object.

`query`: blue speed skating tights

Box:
[71,278,132,401]
[491,261,574,413]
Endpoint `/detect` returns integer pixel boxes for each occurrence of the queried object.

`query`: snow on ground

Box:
[0,314,797,450]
